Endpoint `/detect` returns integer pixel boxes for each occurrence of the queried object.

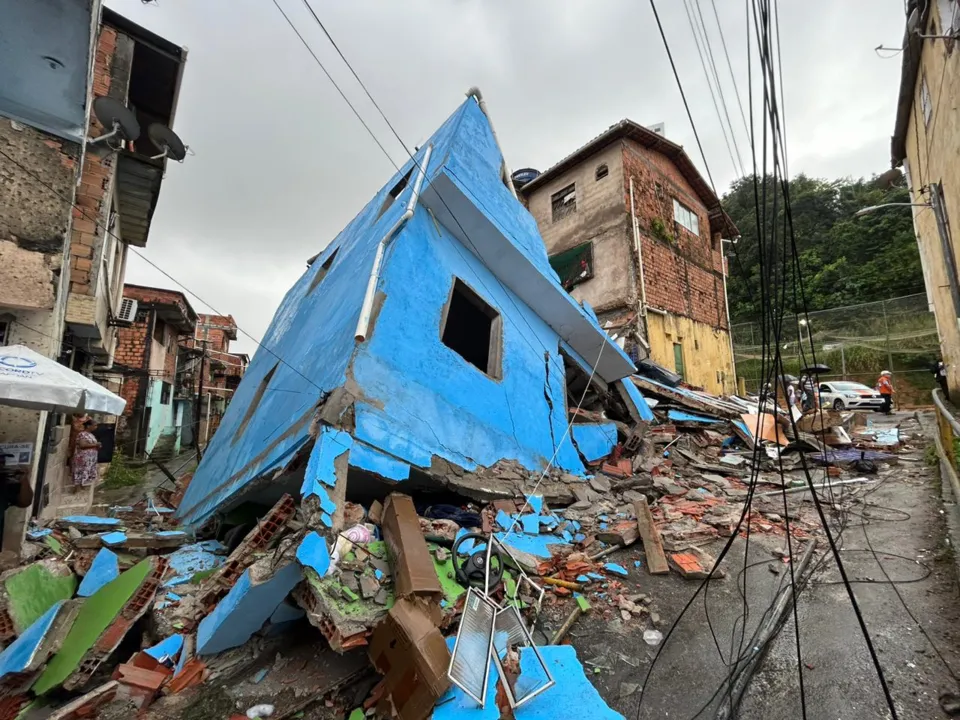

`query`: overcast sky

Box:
[108,0,907,354]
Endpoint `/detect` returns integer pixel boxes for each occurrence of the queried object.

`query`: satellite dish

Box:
[147,123,187,162]
[89,96,140,148]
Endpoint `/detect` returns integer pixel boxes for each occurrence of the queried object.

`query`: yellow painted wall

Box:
[901,1,960,402]
[646,312,735,395]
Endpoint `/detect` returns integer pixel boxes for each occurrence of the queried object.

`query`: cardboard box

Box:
[381,493,443,605]
[369,598,451,720]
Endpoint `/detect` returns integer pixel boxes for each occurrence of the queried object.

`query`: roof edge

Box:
[521,120,739,238]
[891,0,929,167]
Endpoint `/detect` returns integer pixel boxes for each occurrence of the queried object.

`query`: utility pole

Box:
[194,340,207,460]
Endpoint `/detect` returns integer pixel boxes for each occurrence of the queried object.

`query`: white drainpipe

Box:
[629,177,650,351]
[355,144,433,342]
[466,87,518,199]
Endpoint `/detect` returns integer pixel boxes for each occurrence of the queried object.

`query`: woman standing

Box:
[71,418,101,490]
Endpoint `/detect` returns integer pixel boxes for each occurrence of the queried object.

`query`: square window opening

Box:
[672,198,700,236]
[376,167,414,220]
[160,381,171,405]
[595,164,609,181]
[308,248,339,293]
[441,279,502,378]
[0,320,7,346]
[551,183,577,222]
[153,320,166,346]
[549,242,594,291]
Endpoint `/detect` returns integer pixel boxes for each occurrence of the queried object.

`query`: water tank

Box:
[511,168,541,190]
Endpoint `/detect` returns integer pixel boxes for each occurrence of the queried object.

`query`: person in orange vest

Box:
[877,370,894,414]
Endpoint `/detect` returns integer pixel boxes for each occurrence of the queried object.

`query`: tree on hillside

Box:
[722,173,924,322]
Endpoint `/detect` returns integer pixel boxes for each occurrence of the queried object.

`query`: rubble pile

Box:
[0,371,914,719]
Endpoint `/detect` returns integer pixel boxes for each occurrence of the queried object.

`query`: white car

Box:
[818,381,884,411]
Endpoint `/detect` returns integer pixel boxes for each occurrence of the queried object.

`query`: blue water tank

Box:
[511,168,541,189]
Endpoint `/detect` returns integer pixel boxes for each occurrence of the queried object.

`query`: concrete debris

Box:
[0,311,907,720]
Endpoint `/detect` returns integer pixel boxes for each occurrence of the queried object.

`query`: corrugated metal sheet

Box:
[115,154,163,248]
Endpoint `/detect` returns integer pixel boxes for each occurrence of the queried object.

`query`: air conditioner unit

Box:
[116,297,138,324]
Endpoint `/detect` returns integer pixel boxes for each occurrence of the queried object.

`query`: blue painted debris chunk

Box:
[155,531,187,537]
[495,510,513,530]
[620,377,655,422]
[526,495,544,515]
[296,531,331,577]
[100,532,127,546]
[586,572,604,581]
[576,575,591,583]
[145,634,184,664]
[570,423,619,463]
[197,563,303,656]
[603,563,628,577]
[269,600,305,626]
[454,529,485,556]
[520,514,540,536]
[634,560,642,569]
[26,528,52,540]
[495,532,570,560]
[77,549,120,597]
[431,638,623,719]
[667,409,723,425]
[167,592,182,602]
[0,601,65,679]
[61,516,120,526]
[301,427,353,499]
[320,513,333,528]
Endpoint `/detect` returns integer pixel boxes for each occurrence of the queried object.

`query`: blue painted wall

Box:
[177,99,626,527]
[145,379,175,454]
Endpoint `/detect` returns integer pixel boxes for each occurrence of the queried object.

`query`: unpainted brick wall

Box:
[622,140,728,330]
[69,26,121,296]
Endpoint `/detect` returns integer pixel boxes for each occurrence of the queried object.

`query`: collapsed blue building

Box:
[176,94,652,533]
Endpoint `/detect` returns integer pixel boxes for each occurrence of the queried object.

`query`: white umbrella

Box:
[0,345,126,415]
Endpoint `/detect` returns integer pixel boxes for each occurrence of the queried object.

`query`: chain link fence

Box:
[732,293,939,406]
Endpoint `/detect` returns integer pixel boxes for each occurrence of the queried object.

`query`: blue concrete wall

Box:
[352,208,583,473]
[177,98,621,527]
[145,379,175,454]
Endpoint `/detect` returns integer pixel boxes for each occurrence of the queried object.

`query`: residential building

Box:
[114,284,197,460]
[891,0,960,401]
[175,95,649,529]
[518,121,739,395]
[180,314,247,448]
[0,3,185,538]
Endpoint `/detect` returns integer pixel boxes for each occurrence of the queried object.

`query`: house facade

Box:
[181,314,246,448]
[176,96,646,530]
[891,0,960,401]
[114,285,197,460]
[0,2,185,539]
[519,121,738,395]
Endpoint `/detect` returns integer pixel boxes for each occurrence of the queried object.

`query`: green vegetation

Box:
[650,217,675,244]
[101,452,146,489]
[722,173,924,320]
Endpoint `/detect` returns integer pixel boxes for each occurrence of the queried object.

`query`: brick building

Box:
[519,121,739,394]
[0,2,185,538]
[181,315,247,448]
[114,285,197,460]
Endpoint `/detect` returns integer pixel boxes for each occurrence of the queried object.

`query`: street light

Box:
[854,202,931,217]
